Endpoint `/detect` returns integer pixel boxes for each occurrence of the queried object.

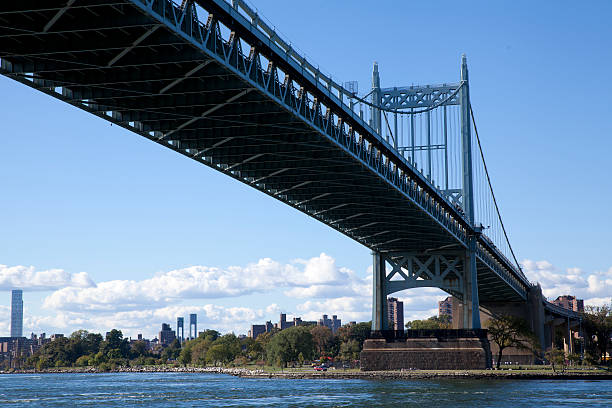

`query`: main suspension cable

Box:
[470,105,525,278]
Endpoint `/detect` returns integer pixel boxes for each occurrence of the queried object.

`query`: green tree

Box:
[204,334,241,366]
[70,330,103,356]
[75,355,91,367]
[487,314,537,369]
[101,329,130,359]
[351,322,371,348]
[339,339,361,361]
[199,329,221,342]
[26,330,105,369]
[582,305,612,365]
[266,326,313,367]
[252,331,276,361]
[189,336,214,365]
[161,339,182,362]
[177,340,193,366]
[310,326,333,357]
[130,340,149,359]
[405,315,451,330]
[545,347,566,373]
[327,335,341,358]
[206,344,229,366]
[335,325,352,343]
[240,337,256,357]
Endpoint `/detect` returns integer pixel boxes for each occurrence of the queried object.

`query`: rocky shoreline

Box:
[2,366,611,380]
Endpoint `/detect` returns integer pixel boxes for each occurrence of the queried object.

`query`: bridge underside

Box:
[0,0,527,302]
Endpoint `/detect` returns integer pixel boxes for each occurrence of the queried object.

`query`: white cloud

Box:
[43,253,365,312]
[283,266,369,299]
[12,256,611,339]
[296,297,371,322]
[522,259,612,305]
[0,264,94,291]
[583,297,612,308]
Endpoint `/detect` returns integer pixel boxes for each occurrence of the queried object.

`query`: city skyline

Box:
[1,281,606,340]
[1,0,612,339]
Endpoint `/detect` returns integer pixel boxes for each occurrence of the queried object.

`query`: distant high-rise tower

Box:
[189,313,197,339]
[387,297,404,331]
[158,323,176,346]
[438,296,453,323]
[10,290,23,338]
[177,317,184,343]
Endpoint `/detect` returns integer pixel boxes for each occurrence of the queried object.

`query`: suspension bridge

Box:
[0,0,581,366]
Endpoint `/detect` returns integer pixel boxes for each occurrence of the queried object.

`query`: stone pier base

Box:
[360,329,492,371]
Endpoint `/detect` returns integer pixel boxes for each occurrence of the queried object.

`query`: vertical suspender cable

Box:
[444,105,449,190]
[411,108,415,163]
[470,105,524,276]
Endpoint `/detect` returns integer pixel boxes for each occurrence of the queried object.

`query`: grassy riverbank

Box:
[3,364,611,380]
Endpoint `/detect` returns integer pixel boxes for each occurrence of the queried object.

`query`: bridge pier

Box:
[371,251,388,332]
[369,248,486,333]
[564,318,573,354]
[545,316,579,355]
[461,236,481,329]
[363,249,491,370]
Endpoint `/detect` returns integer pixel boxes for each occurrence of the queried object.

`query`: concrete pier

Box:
[360,330,492,370]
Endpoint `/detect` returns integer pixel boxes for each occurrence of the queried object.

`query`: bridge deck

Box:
[0,0,528,301]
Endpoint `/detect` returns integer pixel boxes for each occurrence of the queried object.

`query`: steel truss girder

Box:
[380,84,461,110]
[383,251,465,299]
[0,0,530,302]
[114,0,473,246]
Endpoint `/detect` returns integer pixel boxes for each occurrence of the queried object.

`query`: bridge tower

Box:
[459,54,481,330]
[370,55,482,334]
[370,62,382,137]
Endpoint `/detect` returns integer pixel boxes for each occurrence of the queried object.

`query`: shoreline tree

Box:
[310,326,333,358]
[486,314,537,369]
[582,305,612,366]
[266,326,313,368]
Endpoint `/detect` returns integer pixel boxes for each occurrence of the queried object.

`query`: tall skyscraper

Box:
[387,297,404,331]
[177,317,184,343]
[10,290,23,338]
[189,313,197,339]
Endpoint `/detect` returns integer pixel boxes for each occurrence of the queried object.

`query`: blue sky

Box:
[0,0,611,338]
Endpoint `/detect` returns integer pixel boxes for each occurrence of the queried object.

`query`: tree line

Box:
[23,304,612,370]
[24,322,372,370]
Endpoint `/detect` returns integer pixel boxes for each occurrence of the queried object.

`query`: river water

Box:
[0,372,610,407]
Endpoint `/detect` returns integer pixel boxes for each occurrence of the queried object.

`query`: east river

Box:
[0,372,610,406]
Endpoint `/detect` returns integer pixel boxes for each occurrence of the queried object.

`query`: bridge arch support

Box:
[371,249,480,332]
